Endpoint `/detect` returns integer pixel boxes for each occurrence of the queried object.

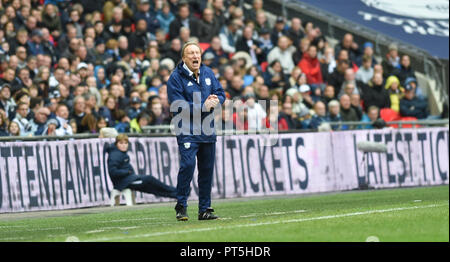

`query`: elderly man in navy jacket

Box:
[167,41,226,221]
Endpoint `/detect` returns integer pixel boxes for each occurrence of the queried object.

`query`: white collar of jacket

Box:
[183,62,200,83]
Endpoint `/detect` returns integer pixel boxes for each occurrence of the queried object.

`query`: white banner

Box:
[0,127,448,213]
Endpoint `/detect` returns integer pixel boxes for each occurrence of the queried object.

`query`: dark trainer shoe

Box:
[198,208,219,220]
[175,204,189,221]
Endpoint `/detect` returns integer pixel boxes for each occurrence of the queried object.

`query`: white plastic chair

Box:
[110,189,135,206]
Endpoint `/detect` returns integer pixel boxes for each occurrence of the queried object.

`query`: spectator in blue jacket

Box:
[106,133,177,198]
[309,101,329,129]
[400,83,429,119]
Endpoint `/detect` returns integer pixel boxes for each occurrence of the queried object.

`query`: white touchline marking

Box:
[85,229,106,234]
[1,227,65,232]
[240,210,306,218]
[98,218,158,223]
[86,203,448,242]
[100,226,141,231]
[0,236,30,241]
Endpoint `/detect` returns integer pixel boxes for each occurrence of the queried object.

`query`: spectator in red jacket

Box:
[298,45,324,86]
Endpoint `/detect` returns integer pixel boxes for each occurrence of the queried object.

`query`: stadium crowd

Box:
[0,0,441,137]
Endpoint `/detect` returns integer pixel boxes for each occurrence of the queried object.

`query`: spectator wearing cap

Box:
[29,107,51,135]
[300,83,319,112]
[156,2,175,34]
[403,76,425,99]
[202,52,215,67]
[361,72,391,112]
[77,62,89,82]
[43,118,59,136]
[381,43,400,79]
[355,42,377,67]
[270,16,287,46]
[400,83,429,119]
[334,33,361,64]
[126,91,145,120]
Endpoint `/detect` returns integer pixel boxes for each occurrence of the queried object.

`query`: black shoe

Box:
[175,204,189,221]
[198,208,219,220]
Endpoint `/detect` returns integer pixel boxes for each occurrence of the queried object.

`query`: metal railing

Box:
[327,119,449,130]
[0,119,447,142]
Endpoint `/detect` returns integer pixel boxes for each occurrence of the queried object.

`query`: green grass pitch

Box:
[0,185,448,242]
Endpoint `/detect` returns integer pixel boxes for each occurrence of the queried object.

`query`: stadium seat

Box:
[110,189,135,206]
[399,116,420,128]
[380,108,401,128]
[198,43,210,53]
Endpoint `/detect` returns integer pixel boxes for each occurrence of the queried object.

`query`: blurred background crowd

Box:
[0,0,444,137]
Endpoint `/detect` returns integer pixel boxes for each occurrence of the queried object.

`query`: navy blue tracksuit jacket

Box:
[167,62,225,212]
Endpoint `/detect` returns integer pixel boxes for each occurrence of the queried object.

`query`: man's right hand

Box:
[205,95,220,111]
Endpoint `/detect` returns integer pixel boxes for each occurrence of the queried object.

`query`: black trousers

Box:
[127,175,177,199]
